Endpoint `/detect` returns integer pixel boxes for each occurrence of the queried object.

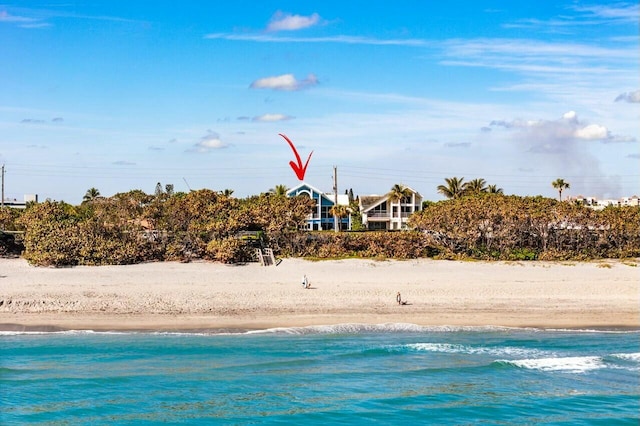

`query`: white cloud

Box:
[491,111,614,142]
[442,38,631,64]
[503,2,639,30]
[574,123,608,140]
[488,111,627,196]
[266,12,321,32]
[192,131,228,152]
[0,10,35,23]
[570,3,639,22]
[252,114,293,122]
[249,73,318,91]
[204,33,430,47]
[615,90,640,103]
[19,22,51,29]
[490,111,635,146]
[604,134,637,144]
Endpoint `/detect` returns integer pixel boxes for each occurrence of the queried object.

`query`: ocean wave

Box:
[1,323,637,337]
[403,342,551,358]
[544,328,640,334]
[610,352,640,362]
[244,323,543,335]
[0,329,98,336]
[497,356,604,373]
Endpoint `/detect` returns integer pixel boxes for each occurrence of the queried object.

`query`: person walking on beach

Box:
[396,292,402,305]
[302,275,309,289]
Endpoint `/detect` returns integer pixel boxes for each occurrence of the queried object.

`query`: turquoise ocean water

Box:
[1,324,639,425]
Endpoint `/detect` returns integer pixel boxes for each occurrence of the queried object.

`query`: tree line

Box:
[1,179,638,265]
[409,194,639,260]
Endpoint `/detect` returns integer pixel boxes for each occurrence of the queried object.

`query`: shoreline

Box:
[2,319,639,334]
[1,257,638,332]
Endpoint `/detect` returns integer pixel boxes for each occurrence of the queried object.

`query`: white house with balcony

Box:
[359,186,422,230]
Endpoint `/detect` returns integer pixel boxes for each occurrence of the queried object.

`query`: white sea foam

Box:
[0,329,96,336]
[502,356,604,373]
[0,331,50,336]
[244,323,539,335]
[405,342,551,358]
[0,329,133,336]
[1,323,636,337]
[545,328,640,334]
[246,323,427,335]
[611,352,640,362]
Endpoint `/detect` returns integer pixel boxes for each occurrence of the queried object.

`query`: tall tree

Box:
[388,184,412,204]
[154,182,164,198]
[487,184,504,194]
[552,178,570,201]
[387,184,413,223]
[464,178,488,194]
[437,177,466,199]
[269,184,288,197]
[82,187,101,203]
[329,204,349,231]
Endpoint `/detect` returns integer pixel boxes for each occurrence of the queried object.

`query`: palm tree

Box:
[268,184,288,197]
[487,184,504,194]
[387,184,413,223]
[437,177,466,199]
[329,204,349,231]
[219,189,234,197]
[83,187,101,203]
[388,184,412,204]
[551,178,570,201]
[464,178,488,194]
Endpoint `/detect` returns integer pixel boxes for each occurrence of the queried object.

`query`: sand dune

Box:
[0,258,637,331]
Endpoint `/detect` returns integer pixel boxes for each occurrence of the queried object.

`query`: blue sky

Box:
[1,1,638,204]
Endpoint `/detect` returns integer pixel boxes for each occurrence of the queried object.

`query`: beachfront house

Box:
[286,182,351,231]
[569,195,640,210]
[1,194,38,209]
[359,186,422,230]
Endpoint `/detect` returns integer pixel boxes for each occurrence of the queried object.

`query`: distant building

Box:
[286,182,350,231]
[2,194,38,209]
[569,195,639,210]
[359,186,422,230]
[621,196,640,207]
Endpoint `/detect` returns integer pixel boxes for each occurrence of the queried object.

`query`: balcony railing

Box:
[366,211,388,217]
[367,211,413,218]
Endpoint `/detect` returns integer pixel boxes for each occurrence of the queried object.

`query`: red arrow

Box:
[279,133,313,181]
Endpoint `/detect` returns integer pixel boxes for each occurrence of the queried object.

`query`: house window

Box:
[368,202,387,217]
[320,206,332,219]
[367,221,387,231]
[401,205,412,217]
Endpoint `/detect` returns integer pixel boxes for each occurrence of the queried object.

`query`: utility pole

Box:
[333,166,338,232]
[1,164,4,207]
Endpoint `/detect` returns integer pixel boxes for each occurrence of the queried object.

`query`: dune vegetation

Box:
[1,188,639,266]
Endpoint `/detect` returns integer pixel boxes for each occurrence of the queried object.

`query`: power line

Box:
[6,161,638,180]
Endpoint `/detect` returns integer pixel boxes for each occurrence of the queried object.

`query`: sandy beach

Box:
[0,258,638,331]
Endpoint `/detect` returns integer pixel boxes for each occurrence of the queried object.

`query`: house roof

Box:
[286,182,327,197]
[359,195,387,212]
[359,186,422,212]
[286,182,350,206]
[324,193,350,206]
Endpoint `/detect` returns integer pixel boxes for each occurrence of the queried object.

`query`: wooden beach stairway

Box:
[255,248,279,266]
